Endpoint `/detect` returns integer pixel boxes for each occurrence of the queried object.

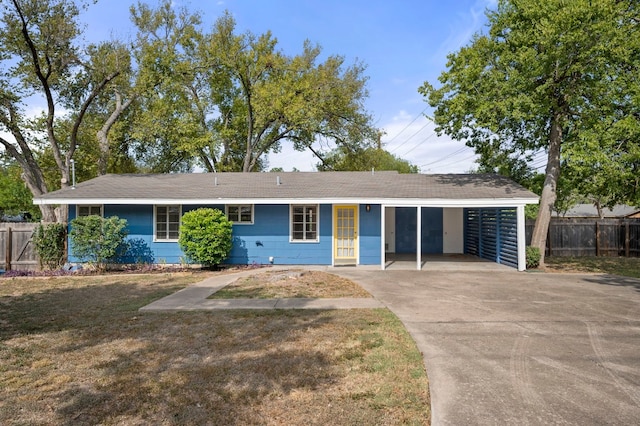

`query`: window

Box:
[155,205,181,241]
[291,205,318,242]
[226,205,253,224]
[77,205,102,217]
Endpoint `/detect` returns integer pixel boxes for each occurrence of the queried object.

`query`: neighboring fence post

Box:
[596,222,600,257]
[625,222,630,258]
[5,226,11,271]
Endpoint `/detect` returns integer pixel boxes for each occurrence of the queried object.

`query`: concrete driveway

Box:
[331,268,640,425]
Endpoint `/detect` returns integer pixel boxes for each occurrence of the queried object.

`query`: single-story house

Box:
[33,171,539,271]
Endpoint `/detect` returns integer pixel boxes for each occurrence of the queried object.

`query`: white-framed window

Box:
[226,204,254,224]
[155,205,181,241]
[290,204,319,242]
[77,205,103,217]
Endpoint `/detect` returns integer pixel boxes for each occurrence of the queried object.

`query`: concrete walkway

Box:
[139,267,385,312]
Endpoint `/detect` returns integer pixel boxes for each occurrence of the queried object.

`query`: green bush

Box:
[178,208,232,266]
[33,223,67,270]
[70,215,128,270]
[526,246,541,269]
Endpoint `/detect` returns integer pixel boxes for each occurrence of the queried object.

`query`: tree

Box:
[129,0,204,173]
[0,0,134,222]
[131,2,378,172]
[178,208,232,266]
[317,146,418,173]
[0,157,40,219]
[420,0,640,264]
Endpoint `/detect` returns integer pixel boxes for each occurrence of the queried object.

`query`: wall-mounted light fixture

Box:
[366,204,371,212]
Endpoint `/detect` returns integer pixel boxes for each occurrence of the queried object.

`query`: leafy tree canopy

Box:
[0,157,40,219]
[420,0,640,263]
[317,146,418,173]
[130,2,378,172]
[0,0,137,222]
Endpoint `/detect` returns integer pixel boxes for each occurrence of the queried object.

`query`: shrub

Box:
[69,215,128,270]
[526,246,541,269]
[179,208,232,266]
[33,222,67,270]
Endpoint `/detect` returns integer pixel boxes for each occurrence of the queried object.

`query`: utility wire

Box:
[397,131,437,157]
[418,145,470,168]
[388,120,431,154]
[426,153,478,172]
[385,106,429,147]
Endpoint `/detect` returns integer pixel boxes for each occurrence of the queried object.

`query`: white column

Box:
[416,206,422,270]
[380,205,386,270]
[517,205,526,271]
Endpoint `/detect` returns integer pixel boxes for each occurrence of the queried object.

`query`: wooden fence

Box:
[0,223,39,272]
[526,219,640,257]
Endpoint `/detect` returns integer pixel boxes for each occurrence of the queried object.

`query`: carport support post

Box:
[380,205,386,270]
[517,205,526,271]
[417,206,422,270]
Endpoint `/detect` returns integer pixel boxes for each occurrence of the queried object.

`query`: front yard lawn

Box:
[0,272,430,425]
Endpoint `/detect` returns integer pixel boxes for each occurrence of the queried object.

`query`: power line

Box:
[426,153,478,172]
[385,106,429,147]
[397,131,437,157]
[388,120,431,154]
[418,145,471,168]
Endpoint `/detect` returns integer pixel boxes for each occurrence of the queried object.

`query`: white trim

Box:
[357,206,360,265]
[416,206,422,271]
[35,197,539,207]
[289,204,320,243]
[76,204,103,217]
[154,204,182,242]
[225,204,254,224]
[380,204,386,270]
[517,205,526,271]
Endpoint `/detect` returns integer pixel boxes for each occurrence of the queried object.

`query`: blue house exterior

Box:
[68,203,382,266]
[37,172,538,271]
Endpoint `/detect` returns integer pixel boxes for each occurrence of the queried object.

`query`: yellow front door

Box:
[334,205,358,265]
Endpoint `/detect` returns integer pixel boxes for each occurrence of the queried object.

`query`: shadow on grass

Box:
[52,312,344,424]
[0,278,377,425]
[581,274,640,292]
[0,278,184,341]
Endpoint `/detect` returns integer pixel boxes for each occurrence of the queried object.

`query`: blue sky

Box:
[79,0,502,172]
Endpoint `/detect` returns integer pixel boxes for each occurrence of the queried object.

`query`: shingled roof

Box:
[34,171,538,206]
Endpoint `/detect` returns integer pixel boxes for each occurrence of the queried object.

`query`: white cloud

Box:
[433,0,492,63]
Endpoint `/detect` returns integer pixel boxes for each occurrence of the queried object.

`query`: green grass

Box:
[545,256,640,279]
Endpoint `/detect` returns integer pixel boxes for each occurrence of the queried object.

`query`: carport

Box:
[380,203,529,271]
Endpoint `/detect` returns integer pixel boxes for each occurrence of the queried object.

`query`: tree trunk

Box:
[97,93,135,175]
[530,112,563,266]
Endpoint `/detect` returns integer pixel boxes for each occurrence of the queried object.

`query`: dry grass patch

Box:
[545,256,640,278]
[0,272,430,425]
[209,269,372,299]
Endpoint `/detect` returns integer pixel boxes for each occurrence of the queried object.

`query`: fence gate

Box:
[0,223,38,272]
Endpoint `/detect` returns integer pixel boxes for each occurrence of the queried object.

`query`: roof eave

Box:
[34,196,540,207]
